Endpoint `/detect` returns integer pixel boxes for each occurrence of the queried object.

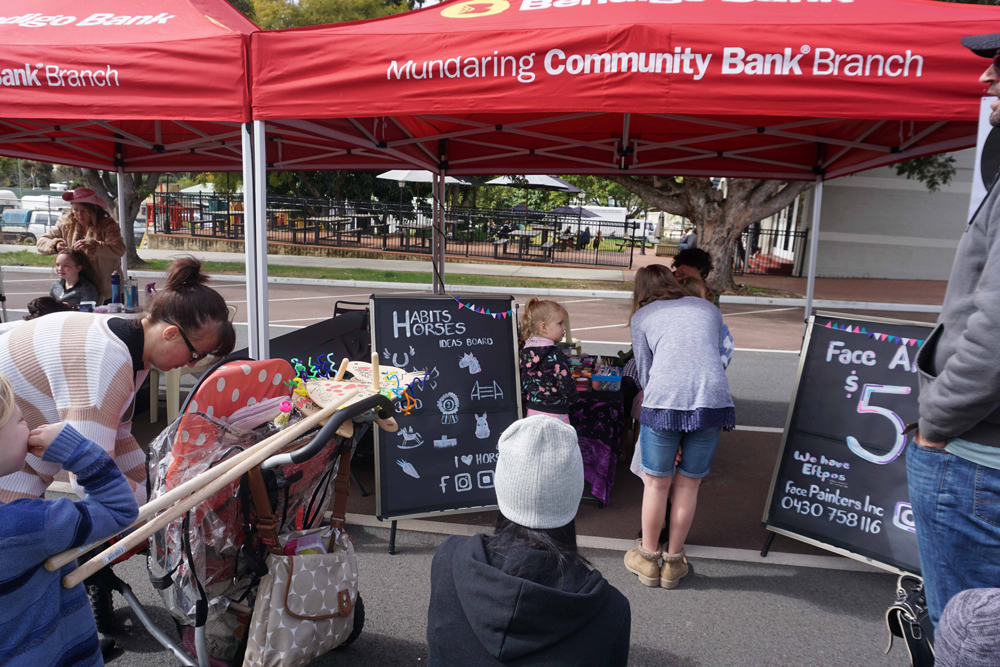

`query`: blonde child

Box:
[519,298,578,424]
[0,375,138,667]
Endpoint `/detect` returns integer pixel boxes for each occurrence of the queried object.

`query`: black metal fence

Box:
[732,225,809,277]
[150,193,639,268]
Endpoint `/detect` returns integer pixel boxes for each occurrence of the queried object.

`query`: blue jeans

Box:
[676,243,690,252]
[906,441,1000,629]
[640,424,722,478]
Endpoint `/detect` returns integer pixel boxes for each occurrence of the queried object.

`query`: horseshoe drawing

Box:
[392,353,410,368]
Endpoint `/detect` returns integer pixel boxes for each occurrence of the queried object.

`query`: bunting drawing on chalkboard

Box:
[454,296,516,319]
[823,320,925,347]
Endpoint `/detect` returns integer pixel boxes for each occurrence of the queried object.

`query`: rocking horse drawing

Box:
[396,426,424,449]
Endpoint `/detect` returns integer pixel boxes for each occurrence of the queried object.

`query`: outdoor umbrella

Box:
[378,169,482,207]
[550,206,600,218]
[487,175,583,211]
[377,170,483,186]
[485,175,583,193]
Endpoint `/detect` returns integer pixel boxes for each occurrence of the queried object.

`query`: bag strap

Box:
[885,575,935,667]
[247,466,283,555]
[328,439,352,530]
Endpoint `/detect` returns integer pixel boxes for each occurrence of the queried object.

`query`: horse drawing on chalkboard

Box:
[475,414,490,439]
[396,426,424,449]
[458,353,482,375]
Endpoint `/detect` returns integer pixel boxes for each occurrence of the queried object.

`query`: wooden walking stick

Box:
[58,390,359,588]
[46,390,354,572]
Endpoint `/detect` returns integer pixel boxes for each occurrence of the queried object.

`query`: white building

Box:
[799,148,974,281]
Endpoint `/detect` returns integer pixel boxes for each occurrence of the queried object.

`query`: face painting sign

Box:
[763,314,933,574]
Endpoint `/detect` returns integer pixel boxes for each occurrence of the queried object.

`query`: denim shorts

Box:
[640,424,722,478]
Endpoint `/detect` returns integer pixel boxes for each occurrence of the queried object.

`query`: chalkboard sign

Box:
[370,294,522,520]
[763,313,933,574]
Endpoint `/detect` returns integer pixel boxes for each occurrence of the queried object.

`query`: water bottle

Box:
[125,278,138,311]
[111,270,121,304]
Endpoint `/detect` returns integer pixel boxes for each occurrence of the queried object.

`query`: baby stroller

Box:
[98,356,395,667]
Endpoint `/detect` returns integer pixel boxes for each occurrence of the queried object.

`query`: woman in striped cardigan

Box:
[0,257,236,505]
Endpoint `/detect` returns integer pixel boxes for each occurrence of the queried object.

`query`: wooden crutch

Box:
[57,390,359,588]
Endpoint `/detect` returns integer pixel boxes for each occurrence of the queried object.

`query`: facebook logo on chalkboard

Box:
[893,502,916,534]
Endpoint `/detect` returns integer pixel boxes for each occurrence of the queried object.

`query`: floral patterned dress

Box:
[520,337,579,423]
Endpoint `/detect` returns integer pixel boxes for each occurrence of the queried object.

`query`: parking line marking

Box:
[724,306,800,317]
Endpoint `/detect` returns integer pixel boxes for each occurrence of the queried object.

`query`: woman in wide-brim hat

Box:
[37,187,126,304]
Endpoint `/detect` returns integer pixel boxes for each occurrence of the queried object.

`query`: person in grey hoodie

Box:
[426,415,630,666]
[909,32,1000,632]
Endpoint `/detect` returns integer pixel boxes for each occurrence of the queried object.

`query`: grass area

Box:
[0,251,633,292]
[1,249,803,296]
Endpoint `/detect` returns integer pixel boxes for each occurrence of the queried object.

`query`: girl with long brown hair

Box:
[49,249,100,307]
[624,264,734,590]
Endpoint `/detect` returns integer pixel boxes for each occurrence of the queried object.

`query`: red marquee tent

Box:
[251,0,999,180]
[0,0,266,354]
[244,0,1000,337]
[0,0,256,172]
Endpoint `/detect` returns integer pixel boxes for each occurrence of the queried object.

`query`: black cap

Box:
[961,33,1000,58]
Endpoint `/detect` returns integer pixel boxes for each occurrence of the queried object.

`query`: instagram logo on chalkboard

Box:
[893,502,916,534]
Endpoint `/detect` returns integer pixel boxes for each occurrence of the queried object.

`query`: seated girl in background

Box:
[519,298,578,424]
[49,249,99,307]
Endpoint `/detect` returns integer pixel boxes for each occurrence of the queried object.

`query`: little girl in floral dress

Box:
[519,298,578,424]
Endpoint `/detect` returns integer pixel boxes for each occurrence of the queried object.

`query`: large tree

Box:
[611,151,956,293]
[611,175,812,292]
[81,170,161,269]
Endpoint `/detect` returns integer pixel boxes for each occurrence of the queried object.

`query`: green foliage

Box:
[251,0,411,29]
[0,159,54,191]
[227,0,256,21]
[893,154,957,193]
[196,172,243,194]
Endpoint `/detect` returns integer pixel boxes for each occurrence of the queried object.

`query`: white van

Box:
[20,194,69,211]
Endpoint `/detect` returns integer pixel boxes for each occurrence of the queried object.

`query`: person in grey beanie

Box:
[426,415,631,666]
[935,588,1000,667]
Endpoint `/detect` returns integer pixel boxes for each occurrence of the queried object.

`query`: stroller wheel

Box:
[88,584,116,634]
[340,594,365,648]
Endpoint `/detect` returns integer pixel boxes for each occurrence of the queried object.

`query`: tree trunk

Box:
[82,170,161,269]
[610,175,812,293]
[296,171,323,198]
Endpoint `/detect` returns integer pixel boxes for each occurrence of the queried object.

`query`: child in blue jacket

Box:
[0,375,138,667]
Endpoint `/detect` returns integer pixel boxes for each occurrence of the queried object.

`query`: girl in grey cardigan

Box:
[624,265,734,589]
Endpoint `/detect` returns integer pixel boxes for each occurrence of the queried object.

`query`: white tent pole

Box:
[252,120,270,359]
[804,176,823,320]
[240,123,262,360]
[116,165,128,281]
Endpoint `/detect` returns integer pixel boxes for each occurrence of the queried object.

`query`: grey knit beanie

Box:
[936,588,1000,667]
[494,415,584,530]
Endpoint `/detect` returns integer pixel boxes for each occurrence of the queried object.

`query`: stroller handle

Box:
[262,394,395,470]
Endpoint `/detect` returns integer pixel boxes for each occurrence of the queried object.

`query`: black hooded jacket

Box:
[427,534,631,666]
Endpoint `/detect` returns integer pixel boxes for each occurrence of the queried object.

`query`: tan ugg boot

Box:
[624,540,661,587]
[660,549,690,589]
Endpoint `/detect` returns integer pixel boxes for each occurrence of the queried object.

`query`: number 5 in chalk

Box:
[846,384,911,465]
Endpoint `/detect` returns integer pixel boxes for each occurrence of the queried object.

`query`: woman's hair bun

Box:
[165,256,209,292]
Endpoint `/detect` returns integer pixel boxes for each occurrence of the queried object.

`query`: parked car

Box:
[133,218,147,247]
[1,208,61,244]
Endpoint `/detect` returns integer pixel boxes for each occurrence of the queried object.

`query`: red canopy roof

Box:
[0,0,256,171]
[252,0,1000,180]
